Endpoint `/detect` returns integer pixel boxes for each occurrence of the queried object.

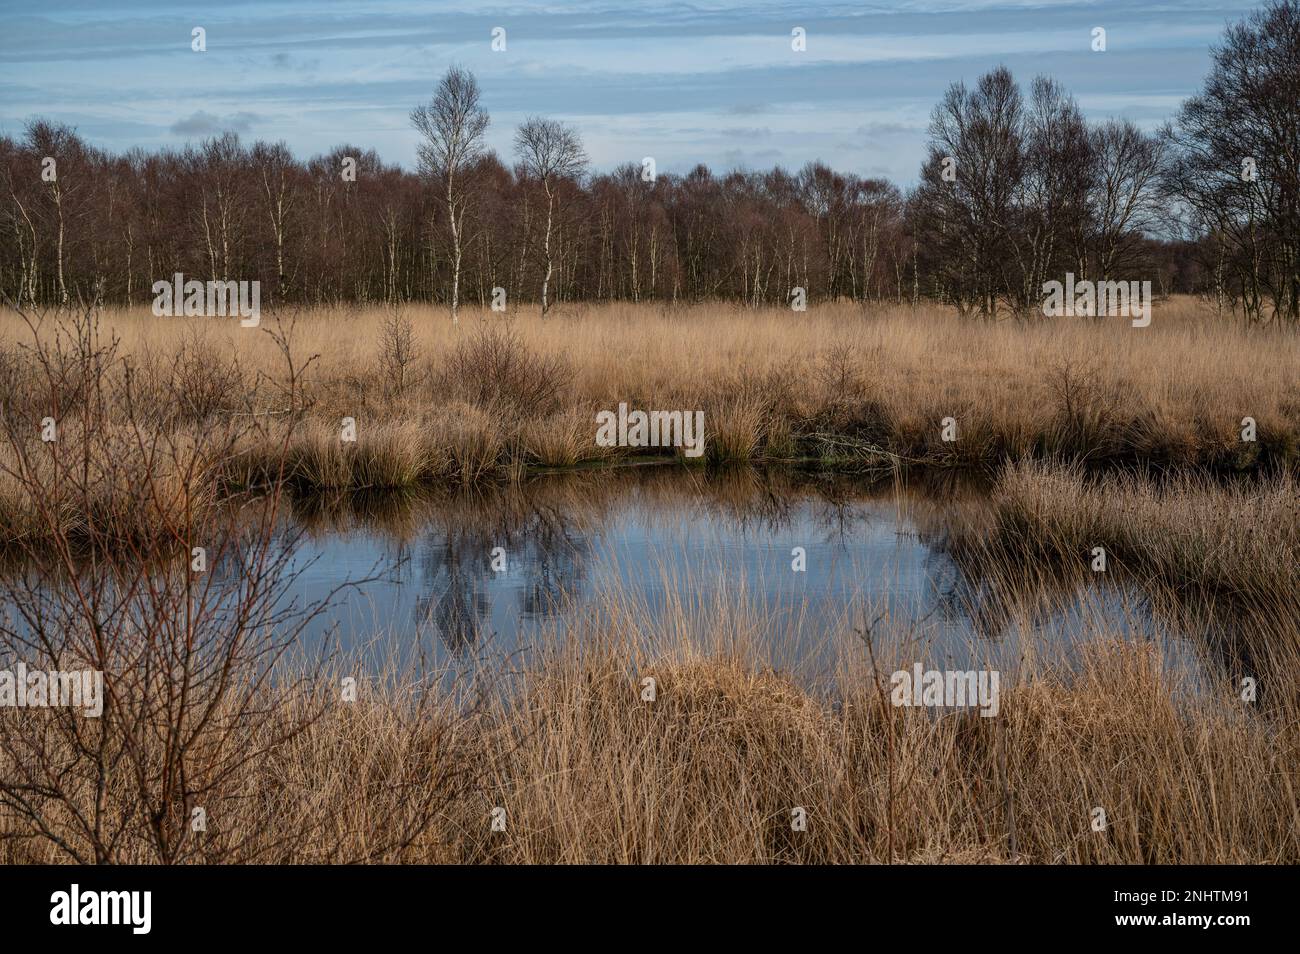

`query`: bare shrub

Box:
[167,331,246,424]
[435,326,569,418]
[0,297,480,863]
[378,308,421,398]
[814,343,868,402]
[1042,357,1134,459]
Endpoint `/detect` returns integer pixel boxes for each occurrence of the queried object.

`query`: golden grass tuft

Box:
[984,459,1300,599]
[520,407,609,468]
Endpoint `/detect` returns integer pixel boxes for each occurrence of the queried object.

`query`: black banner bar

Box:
[0,864,1275,941]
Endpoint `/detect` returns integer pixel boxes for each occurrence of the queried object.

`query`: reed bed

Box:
[978,459,1300,602]
[0,299,1295,865]
[1,298,1294,504]
[2,582,1294,865]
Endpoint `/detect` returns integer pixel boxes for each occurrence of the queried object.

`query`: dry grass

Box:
[979,459,1300,601]
[3,586,1294,865]
[0,299,1295,865]
[459,633,1296,864]
[520,407,610,468]
[1,298,1294,504]
[0,421,217,548]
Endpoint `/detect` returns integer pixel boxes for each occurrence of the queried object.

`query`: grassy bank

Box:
[969,460,1300,603]
[3,299,1297,504]
[1,298,1297,552]
[2,589,1295,865]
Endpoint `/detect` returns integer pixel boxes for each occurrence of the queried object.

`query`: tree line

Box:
[2,0,1296,322]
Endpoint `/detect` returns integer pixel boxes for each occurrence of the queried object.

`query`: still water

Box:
[271,466,1211,684]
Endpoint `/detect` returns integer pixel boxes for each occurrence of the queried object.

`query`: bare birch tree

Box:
[1164,0,1300,323]
[1089,119,1164,280]
[411,66,490,324]
[913,67,1026,317]
[254,141,299,302]
[514,117,587,315]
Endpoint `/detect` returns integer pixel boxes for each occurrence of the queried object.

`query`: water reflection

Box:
[2,465,1271,693]
[267,467,1227,688]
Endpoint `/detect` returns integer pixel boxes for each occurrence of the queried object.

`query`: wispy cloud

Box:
[0,0,1262,184]
[169,110,263,136]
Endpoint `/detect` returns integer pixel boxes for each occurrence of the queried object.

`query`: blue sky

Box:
[0,0,1262,184]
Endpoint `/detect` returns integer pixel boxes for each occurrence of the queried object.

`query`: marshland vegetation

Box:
[0,297,1295,866]
[1,0,1297,867]
[1,296,1295,544]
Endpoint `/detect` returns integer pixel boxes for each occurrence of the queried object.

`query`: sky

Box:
[0,0,1263,185]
